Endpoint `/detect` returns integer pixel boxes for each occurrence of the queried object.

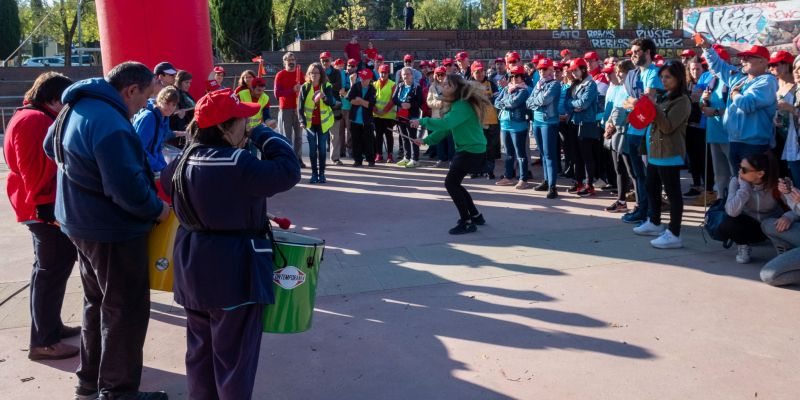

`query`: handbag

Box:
[702,189,733,249]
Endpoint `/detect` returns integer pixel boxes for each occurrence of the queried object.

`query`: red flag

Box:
[296,64,303,84]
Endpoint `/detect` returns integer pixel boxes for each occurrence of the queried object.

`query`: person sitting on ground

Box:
[760,176,800,286]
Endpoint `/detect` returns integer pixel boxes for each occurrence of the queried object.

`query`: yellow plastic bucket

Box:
[147,209,179,292]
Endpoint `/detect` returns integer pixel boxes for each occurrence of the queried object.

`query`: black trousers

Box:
[560,122,577,177]
[719,214,768,245]
[398,122,420,161]
[185,304,264,400]
[576,136,601,186]
[646,164,684,236]
[686,126,714,191]
[72,235,151,396]
[351,122,374,164]
[612,150,630,201]
[446,151,485,220]
[373,118,395,156]
[28,223,77,347]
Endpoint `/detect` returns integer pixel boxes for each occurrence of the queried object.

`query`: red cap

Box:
[737,45,770,60]
[654,54,664,61]
[769,50,794,65]
[712,44,731,62]
[680,49,696,58]
[434,66,446,74]
[470,60,485,72]
[378,64,390,73]
[583,51,599,61]
[320,51,332,59]
[251,77,266,87]
[553,61,562,69]
[334,58,345,66]
[358,69,373,80]
[602,64,616,73]
[567,58,588,71]
[509,65,526,75]
[629,95,657,130]
[376,54,384,61]
[536,58,554,70]
[419,60,430,68]
[531,54,543,63]
[442,58,454,66]
[560,49,571,57]
[404,54,414,62]
[213,66,225,74]
[347,58,358,66]
[206,79,221,92]
[195,89,261,129]
[505,51,520,62]
[495,57,505,64]
[456,51,469,60]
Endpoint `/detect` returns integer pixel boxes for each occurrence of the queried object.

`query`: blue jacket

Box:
[704,47,778,145]
[526,78,561,125]
[133,99,175,173]
[566,77,599,125]
[43,78,163,242]
[495,85,531,131]
[160,126,301,310]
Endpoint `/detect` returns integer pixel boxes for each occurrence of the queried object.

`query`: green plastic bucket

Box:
[263,230,325,333]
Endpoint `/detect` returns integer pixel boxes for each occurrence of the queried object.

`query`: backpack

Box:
[702,189,733,249]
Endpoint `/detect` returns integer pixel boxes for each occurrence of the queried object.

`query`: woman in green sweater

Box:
[411,74,492,234]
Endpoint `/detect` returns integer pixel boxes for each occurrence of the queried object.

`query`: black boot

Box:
[547,187,558,199]
[449,220,477,235]
[534,181,549,191]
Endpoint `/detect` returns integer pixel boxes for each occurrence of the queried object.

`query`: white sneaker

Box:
[405,160,418,168]
[650,230,683,249]
[736,244,752,264]
[395,158,409,167]
[633,219,667,236]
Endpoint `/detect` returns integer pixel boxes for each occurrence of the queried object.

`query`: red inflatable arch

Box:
[95,0,213,101]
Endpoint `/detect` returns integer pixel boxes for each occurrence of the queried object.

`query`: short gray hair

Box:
[282,52,296,62]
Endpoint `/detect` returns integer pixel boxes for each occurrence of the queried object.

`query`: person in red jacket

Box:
[274,52,307,167]
[3,72,80,360]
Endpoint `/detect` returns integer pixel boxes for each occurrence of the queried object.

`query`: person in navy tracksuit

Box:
[160,89,301,400]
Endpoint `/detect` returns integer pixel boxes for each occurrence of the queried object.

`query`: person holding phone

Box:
[760,176,800,286]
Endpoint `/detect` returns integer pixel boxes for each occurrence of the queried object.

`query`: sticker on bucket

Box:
[155,258,169,271]
[273,266,306,289]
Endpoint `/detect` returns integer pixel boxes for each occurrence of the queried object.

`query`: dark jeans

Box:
[28,223,77,347]
[728,142,770,174]
[72,236,151,397]
[437,134,456,162]
[306,125,328,176]
[185,304,264,400]
[446,151,485,220]
[559,121,575,177]
[502,129,530,181]
[398,122,420,161]
[719,214,768,245]
[374,118,395,157]
[646,164,684,236]
[484,125,501,174]
[626,134,648,213]
[686,126,714,190]
[351,122,374,164]
[532,124,559,185]
[576,136,601,186]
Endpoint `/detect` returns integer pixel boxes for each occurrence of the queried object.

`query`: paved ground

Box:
[0,150,799,399]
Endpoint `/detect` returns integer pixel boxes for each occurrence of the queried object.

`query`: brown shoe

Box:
[495,177,516,186]
[29,341,79,360]
[515,180,533,190]
[60,325,81,339]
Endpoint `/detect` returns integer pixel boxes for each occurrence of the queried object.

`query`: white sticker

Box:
[273,266,306,290]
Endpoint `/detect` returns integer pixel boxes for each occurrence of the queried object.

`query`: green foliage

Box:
[327,0,369,30]
[209,0,272,61]
[416,0,477,29]
[0,0,22,60]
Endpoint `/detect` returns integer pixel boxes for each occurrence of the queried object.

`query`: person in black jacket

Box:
[404,2,414,30]
[347,69,378,166]
[392,67,425,168]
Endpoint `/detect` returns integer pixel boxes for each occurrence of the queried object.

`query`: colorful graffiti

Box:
[683,1,800,51]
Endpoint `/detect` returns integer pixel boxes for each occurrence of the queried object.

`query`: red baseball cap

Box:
[376,55,384,61]
[442,58,454,66]
[434,66,446,74]
[358,69,373,80]
[769,50,794,65]
[531,54,543,63]
[737,45,770,60]
[456,51,469,60]
[470,60,485,72]
[602,64,616,73]
[509,65,526,75]
[320,51,332,59]
[712,44,731,62]
[404,54,414,62]
[195,89,261,129]
[378,64,390,73]
[206,79,220,92]
[495,57,505,64]
[213,66,225,74]
[347,58,358,66]
[536,58,554,70]
[629,95,656,130]
[334,58,345,66]
[567,58,588,71]
[583,51,599,61]
[553,61,562,69]
[505,51,520,62]
[680,49,696,58]
[419,60,430,68]
[251,77,266,87]
[560,49,571,57]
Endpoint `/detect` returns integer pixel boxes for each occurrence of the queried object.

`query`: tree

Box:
[16,0,100,60]
[328,0,369,31]
[0,0,21,62]
[209,0,273,61]
[416,0,475,29]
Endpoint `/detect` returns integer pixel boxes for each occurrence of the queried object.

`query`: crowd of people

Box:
[2,31,800,399]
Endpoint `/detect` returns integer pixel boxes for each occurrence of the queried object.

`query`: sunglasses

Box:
[512,74,525,79]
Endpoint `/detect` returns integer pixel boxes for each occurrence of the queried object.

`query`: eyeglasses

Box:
[512,74,525,79]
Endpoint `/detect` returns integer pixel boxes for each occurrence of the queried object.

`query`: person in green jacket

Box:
[411,74,492,234]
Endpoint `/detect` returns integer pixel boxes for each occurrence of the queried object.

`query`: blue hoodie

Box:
[704,47,778,145]
[43,78,163,242]
[132,99,175,173]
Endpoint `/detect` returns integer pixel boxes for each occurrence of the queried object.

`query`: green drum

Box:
[263,230,325,333]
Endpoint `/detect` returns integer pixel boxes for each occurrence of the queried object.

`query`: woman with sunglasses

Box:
[632,61,691,249]
[411,74,492,234]
[494,65,532,189]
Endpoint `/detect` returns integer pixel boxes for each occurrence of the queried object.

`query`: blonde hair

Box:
[305,63,328,86]
[443,74,491,124]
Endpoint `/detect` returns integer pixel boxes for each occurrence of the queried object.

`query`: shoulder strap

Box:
[148,112,161,155]
[171,142,207,231]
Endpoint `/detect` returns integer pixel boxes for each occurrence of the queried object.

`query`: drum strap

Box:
[172,142,208,231]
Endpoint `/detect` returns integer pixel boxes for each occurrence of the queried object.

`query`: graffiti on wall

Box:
[683,1,800,51]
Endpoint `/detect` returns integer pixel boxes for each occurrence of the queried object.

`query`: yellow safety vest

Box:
[302,83,334,133]
[373,79,396,120]
[238,89,269,128]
